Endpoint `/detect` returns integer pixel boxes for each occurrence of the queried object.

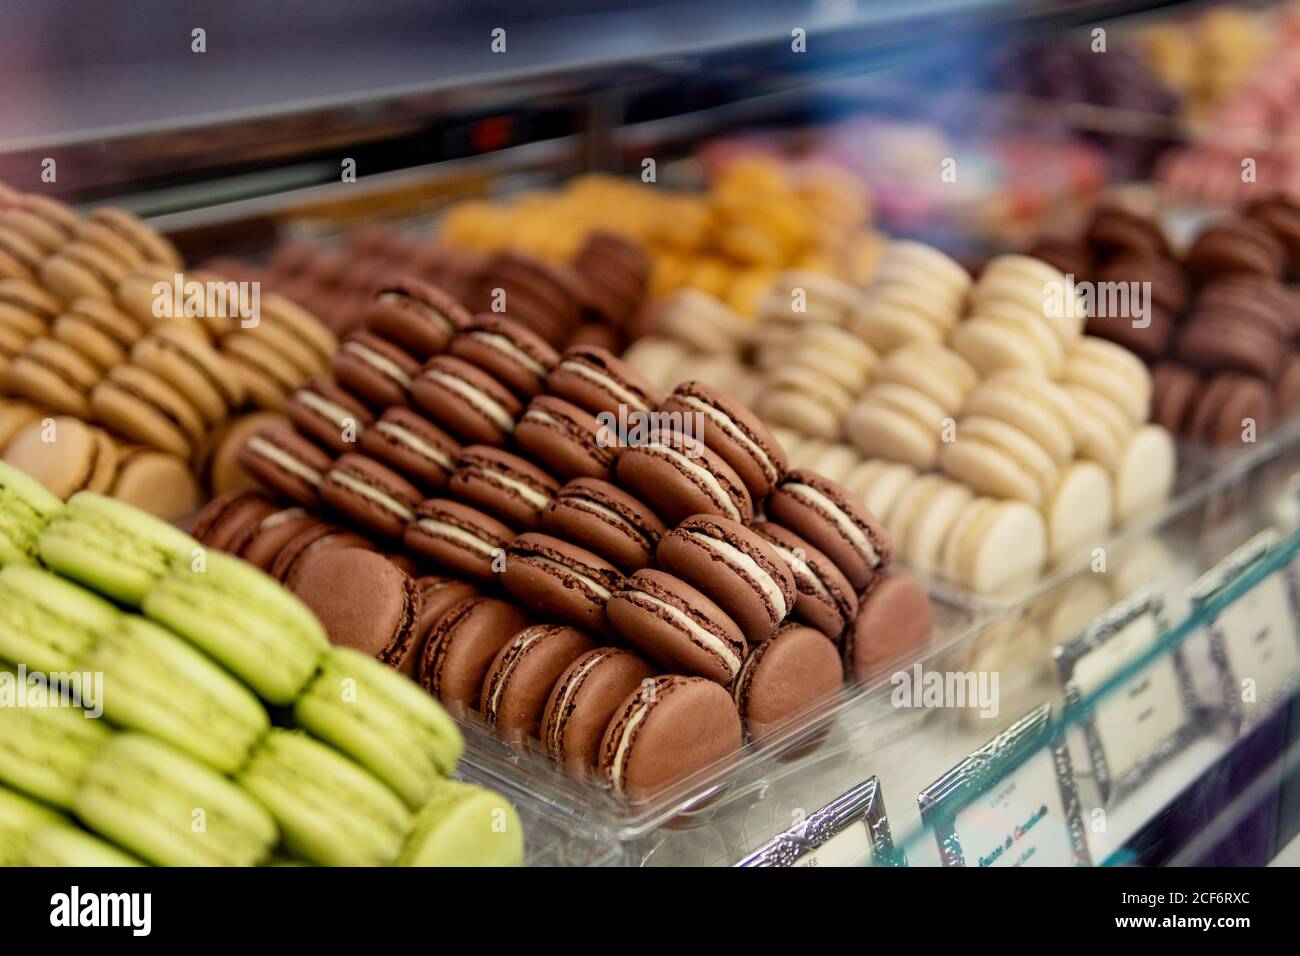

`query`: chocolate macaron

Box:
[541,647,657,771]
[765,470,892,590]
[733,624,844,733]
[238,426,332,506]
[419,596,529,713]
[333,331,419,409]
[501,533,622,636]
[404,498,513,581]
[841,571,933,681]
[269,523,375,589]
[514,395,617,480]
[546,344,662,417]
[448,445,559,529]
[540,478,666,573]
[360,406,460,493]
[286,379,374,454]
[615,430,753,526]
[449,314,560,399]
[415,575,479,643]
[480,625,597,741]
[753,522,858,639]
[411,354,521,446]
[364,277,469,359]
[319,453,421,539]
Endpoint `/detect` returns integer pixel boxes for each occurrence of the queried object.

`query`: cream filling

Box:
[558,360,650,413]
[687,530,787,620]
[628,590,741,675]
[424,370,515,432]
[548,649,613,756]
[568,497,642,539]
[482,470,552,510]
[471,332,546,376]
[415,519,497,555]
[733,647,760,708]
[487,628,546,720]
[643,443,739,521]
[296,390,360,429]
[610,701,651,796]
[678,394,778,485]
[328,470,413,521]
[771,542,833,603]
[784,482,879,566]
[376,421,454,470]
[344,341,411,387]
[247,436,321,486]
[528,555,612,599]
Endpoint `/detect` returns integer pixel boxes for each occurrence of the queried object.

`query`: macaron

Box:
[480,624,597,741]
[268,523,374,590]
[396,778,524,867]
[765,470,891,590]
[333,331,419,409]
[1187,372,1272,446]
[1062,336,1152,425]
[598,675,742,800]
[940,497,1047,594]
[547,344,662,417]
[448,445,560,529]
[756,366,853,440]
[415,575,479,640]
[752,521,858,639]
[0,461,65,565]
[0,400,45,455]
[404,498,513,581]
[657,380,788,503]
[411,354,521,446]
[91,363,206,458]
[938,416,1059,506]
[539,477,665,573]
[419,596,529,712]
[6,338,100,417]
[0,563,120,672]
[0,278,62,330]
[844,383,946,470]
[607,569,747,684]
[615,429,753,526]
[203,410,290,495]
[886,474,974,576]
[841,571,933,680]
[40,241,130,301]
[733,623,843,733]
[0,229,43,282]
[501,533,622,636]
[514,394,616,480]
[292,547,424,674]
[364,277,469,359]
[0,688,112,809]
[190,489,278,552]
[131,324,245,424]
[2,417,119,498]
[319,452,421,540]
[238,425,332,507]
[540,647,657,771]
[359,405,460,493]
[80,207,183,270]
[51,298,144,370]
[285,378,374,454]
[1114,424,1176,523]
[449,313,560,399]
[1184,217,1285,279]
[1043,461,1114,565]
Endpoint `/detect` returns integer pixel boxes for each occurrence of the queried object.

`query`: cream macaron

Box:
[844,382,949,469]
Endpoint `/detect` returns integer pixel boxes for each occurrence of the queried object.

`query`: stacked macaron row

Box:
[0,463,523,867]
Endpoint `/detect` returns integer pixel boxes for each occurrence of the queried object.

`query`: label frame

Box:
[736,775,900,867]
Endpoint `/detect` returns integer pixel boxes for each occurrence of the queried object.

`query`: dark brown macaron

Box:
[564,322,624,353]
[364,277,470,359]
[359,405,460,493]
[268,523,376,590]
[841,571,933,681]
[765,470,892,590]
[1084,206,1169,259]
[419,596,529,714]
[448,445,559,529]
[404,498,514,582]
[1152,361,1202,435]
[285,378,374,455]
[1196,275,1295,340]
[733,623,844,733]
[1276,353,1300,416]
[657,515,796,644]
[501,533,623,637]
[1096,252,1190,315]
[189,491,277,552]
[410,354,522,447]
[1247,196,1300,279]
[415,575,480,643]
[237,425,333,507]
[1184,218,1286,280]
[293,547,424,675]
[540,477,666,573]
[514,394,617,481]
[319,452,422,540]
[1175,314,1282,381]
[1187,372,1273,447]
[615,429,753,527]
[333,331,419,409]
[1026,238,1093,283]
[657,380,789,503]
[597,674,742,801]
[546,344,662,417]
[235,505,321,570]
[607,569,747,685]
[480,624,597,741]
[449,314,560,399]
[541,647,658,772]
[752,521,859,639]
[578,230,651,289]
[1086,306,1174,362]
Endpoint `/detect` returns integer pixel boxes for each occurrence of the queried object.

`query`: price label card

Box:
[737,776,898,867]
[1054,589,1195,800]
[919,704,1090,867]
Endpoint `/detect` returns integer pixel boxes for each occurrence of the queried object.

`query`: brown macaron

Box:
[6,338,101,417]
[268,523,376,590]
[841,571,933,681]
[1152,361,1202,435]
[359,406,460,493]
[546,344,663,417]
[1184,218,1285,280]
[51,298,144,370]
[448,445,559,529]
[514,394,617,481]
[234,506,321,570]
[415,575,480,643]
[404,498,513,582]
[319,452,421,540]
[285,378,375,455]
[480,625,597,741]
[1187,373,1273,447]
[501,533,623,637]
[222,332,302,411]
[657,514,796,644]
[131,324,246,424]
[332,331,419,409]
[597,675,742,800]
[410,354,522,446]
[190,490,278,552]
[733,623,844,732]
[752,521,859,640]
[202,410,289,495]
[607,569,747,685]
[1085,206,1169,259]
[539,477,666,573]
[541,647,658,771]
[1175,314,1282,382]
[364,277,470,359]
[236,425,332,506]
[765,470,892,590]
[449,313,560,399]
[419,596,529,714]
[615,429,753,526]
[89,364,205,458]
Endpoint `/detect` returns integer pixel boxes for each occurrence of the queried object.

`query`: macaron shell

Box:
[238,426,331,507]
[449,446,559,529]
[479,625,597,740]
[404,498,514,582]
[844,384,945,469]
[419,597,528,713]
[942,498,1046,594]
[514,395,616,481]
[842,572,933,681]
[319,453,421,540]
[540,647,657,771]
[734,624,843,732]
[360,406,460,493]
[89,365,203,459]
[501,533,622,637]
[539,478,666,573]
[752,520,858,638]
[1114,425,1175,523]
[1044,461,1113,566]
[411,354,521,446]
[765,470,891,590]
[615,433,753,526]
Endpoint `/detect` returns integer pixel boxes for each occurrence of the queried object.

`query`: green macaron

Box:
[0,691,113,809]
[0,564,122,672]
[0,461,64,567]
[39,492,199,606]
[22,821,145,866]
[293,647,463,808]
[143,550,328,705]
[74,732,278,867]
[397,778,525,867]
[237,729,411,867]
[0,786,65,865]
[80,616,271,774]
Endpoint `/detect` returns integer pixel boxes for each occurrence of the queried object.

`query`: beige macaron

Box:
[887,474,975,576]
[52,298,146,370]
[875,342,977,412]
[0,400,46,453]
[1,416,120,498]
[80,208,183,271]
[621,336,693,391]
[131,324,247,424]
[960,373,1078,466]
[6,338,102,417]
[873,240,971,301]
[844,383,948,469]
[40,241,131,302]
[841,459,917,524]
[939,415,1059,506]
[1064,383,1133,473]
[1042,461,1113,566]
[1063,337,1152,425]
[851,291,946,353]
[109,446,202,522]
[1113,424,1176,523]
[941,496,1047,594]
[652,289,747,354]
[758,366,853,439]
